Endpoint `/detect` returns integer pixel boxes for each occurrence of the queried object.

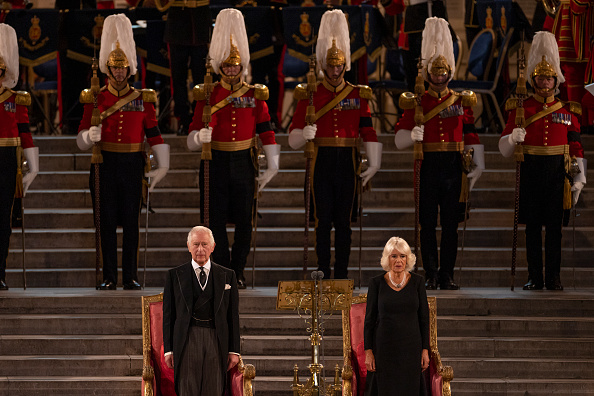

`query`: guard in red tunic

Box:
[0,24,38,290]
[499,31,586,291]
[77,14,170,290]
[289,10,382,280]
[395,18,484,290]
[187,9,280,289]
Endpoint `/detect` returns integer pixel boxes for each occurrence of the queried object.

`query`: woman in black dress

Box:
[364,237,430,395]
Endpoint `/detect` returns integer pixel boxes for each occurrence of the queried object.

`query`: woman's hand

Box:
[365,349,376,372]
[421,349,430,371]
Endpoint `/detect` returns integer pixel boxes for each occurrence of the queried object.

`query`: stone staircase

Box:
[0,133,593,395]
[5,134,594,288]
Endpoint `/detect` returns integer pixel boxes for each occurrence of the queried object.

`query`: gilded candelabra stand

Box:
[277,273,354,396]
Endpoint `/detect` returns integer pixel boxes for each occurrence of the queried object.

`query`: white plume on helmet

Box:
[316,9,351,73]
[209,8,250,77]
[421,17,455,82]
[99,14,137,76]
[0,24,20,89]
[526,31,565,92]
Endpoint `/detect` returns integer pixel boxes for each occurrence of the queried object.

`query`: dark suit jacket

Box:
[163,260,241,394]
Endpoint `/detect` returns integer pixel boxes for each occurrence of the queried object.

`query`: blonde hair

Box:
[380,237,416,272]
[187,226,215,246]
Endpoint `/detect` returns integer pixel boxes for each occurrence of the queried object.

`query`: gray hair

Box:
[380,237,416,272]
[187,226,215,246]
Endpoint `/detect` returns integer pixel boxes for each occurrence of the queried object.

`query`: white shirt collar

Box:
[192,259,211,289]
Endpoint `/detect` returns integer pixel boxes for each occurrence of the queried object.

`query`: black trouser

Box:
[90,151,144,284]
[201,149,255,278]
[0,147,17,280]
[520,154,565,284]
[250,45,284,127]
[313,146,357,280]
[169,43,208,128]
[419,151,462,281]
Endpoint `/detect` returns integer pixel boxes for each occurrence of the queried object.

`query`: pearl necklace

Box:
[389,272,407,289]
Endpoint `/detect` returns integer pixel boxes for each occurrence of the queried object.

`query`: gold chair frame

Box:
[141,293,256,396]
[341,295,453,396]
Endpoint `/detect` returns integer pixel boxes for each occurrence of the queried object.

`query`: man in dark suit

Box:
[163,226,240,395]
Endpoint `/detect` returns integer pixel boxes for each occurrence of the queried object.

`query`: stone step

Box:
[0,355,142,377]
[5,266,594,289]
[0,335,141,355]
[22,186,594,209]
[240,335,594,358]
[0,377,141,396]
[444,357,594,379]
[0,314,141,335]
[9,225,594,250]
[6,244,594,271]
[227,376,594,396]
[33,167,594,190]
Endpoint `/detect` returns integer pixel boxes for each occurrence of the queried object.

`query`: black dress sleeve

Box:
[417,275,430,350]
[364,276,380,351]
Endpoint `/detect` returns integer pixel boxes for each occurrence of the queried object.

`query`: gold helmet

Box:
[0,24,19,88]
[326,39,346,67]
[421,18,455,82]
[526,31,564,91]
[106,42,129,69]
[99,14,137,76]
[222,37,241,67]
[209,9,250,77]
[317,10,351,73]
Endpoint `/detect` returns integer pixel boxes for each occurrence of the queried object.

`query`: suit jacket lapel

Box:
[176,262,194,313]
[211,263,225,315]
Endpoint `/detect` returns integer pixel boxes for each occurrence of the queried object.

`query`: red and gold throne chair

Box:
[341,295,453,396]
[141,293,256,396]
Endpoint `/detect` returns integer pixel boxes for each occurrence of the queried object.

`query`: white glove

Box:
[199,127,212,143]
[511,128,526,143]
[303,124,317,140]
[257,144,281,192]
[361,141,382,186]
[22,147,39,196]
[77,127,101,151]
[187,130,201,151]
[89,125,102,143]
[572,181,584,206]
[145,144,170,192]
[411,125,424,142]
[465,144,485,192]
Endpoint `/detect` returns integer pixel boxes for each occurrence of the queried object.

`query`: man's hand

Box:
[89,125,102,143]
[511,128,526,143]
[227,353,240,371]
[303,124,317,140]
[411,125,424,142]
[199,127,213,144]
[165,354,174,369]
[364,349,375,372]
[421,349,430,371]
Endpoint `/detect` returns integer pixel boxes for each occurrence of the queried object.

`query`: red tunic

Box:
[290,80,378,143]
[78,85,164,148]
[189,81,276,146]
[396,88,480,147]
[502,95,583,158]
[0,88,33,149]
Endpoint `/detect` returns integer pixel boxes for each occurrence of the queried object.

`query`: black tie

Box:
[198,267,206,288]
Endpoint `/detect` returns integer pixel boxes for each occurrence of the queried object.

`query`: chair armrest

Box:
[141,359,155,396]
[430,348,454,396]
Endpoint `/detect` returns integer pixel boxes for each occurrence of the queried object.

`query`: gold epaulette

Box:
[141,89,157,103]
[399,92,417,109]
[15,91,31,106]
[80,89,94,104]
[458,90,477,107]
[193,84,206,101]
[358,85,372,100]
[505,98,519,111]
[294,83,308,101]
[565,101,582,116]
[253,84,269,101]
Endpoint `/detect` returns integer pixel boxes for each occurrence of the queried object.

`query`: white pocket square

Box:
[224,283,232,290]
